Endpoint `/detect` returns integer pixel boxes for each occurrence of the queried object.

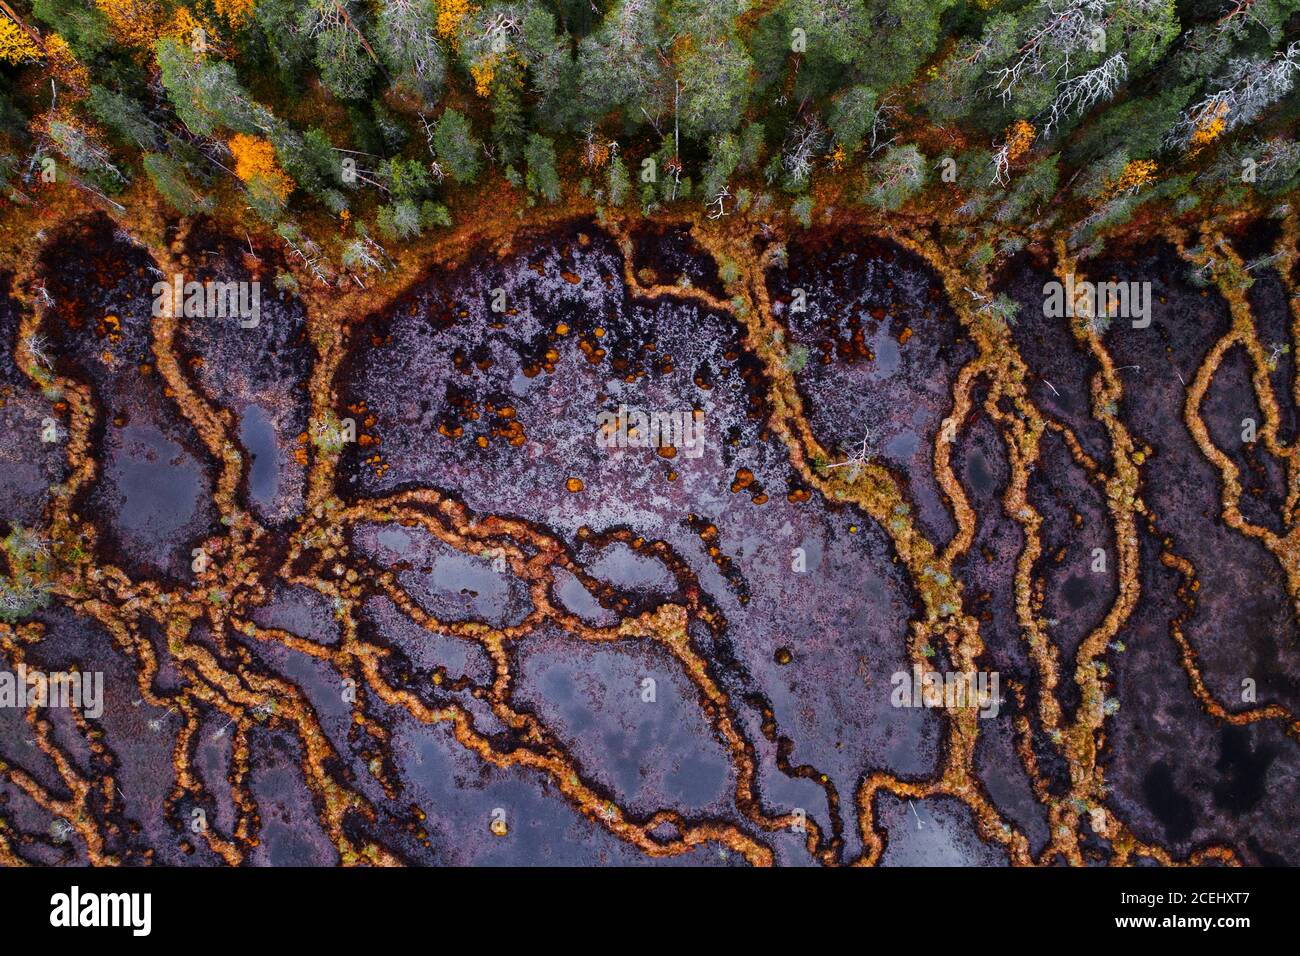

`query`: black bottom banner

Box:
[0,863,1285,943]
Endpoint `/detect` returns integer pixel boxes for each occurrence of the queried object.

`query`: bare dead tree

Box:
[1043,52,1127,135]
[779,114,827,187]
[825,430,874,480]
[1169,40,1300,149]
[990,0,1111,103]
[707,185,731,219]
[23,333,53,370]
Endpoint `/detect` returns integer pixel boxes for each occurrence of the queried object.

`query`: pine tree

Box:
[300,0,376,101]
[864,144,926,210]
[524,133,561,202]
[143,152,211,215]
[432,108,482,184]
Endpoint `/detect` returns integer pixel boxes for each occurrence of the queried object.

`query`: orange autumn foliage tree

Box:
[166,7,219,49]
[228,133,293,201]
[1190,101,1229,152]
[470,57,495,97]
[46,34,90,96]
[436,0,475,46]
[0,14,42,64]
[214,0,255,26]
[94,0,165,47]
[1104,159,1158,199]
[1004,120,1036,164]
